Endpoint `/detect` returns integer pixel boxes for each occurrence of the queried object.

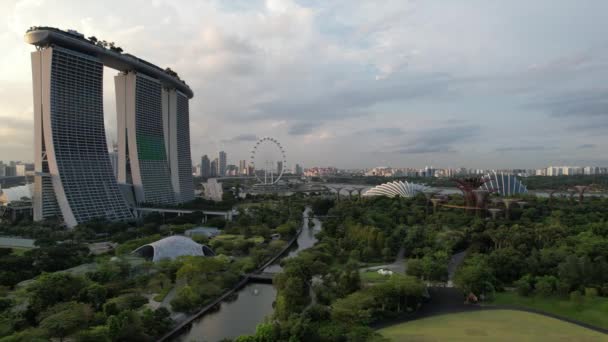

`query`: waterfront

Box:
[177,208,321,342]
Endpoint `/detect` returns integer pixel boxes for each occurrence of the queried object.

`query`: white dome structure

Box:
[132,235,215,262]
[481,171,528,196]
[363,181,429,198]
[0,184,34,204]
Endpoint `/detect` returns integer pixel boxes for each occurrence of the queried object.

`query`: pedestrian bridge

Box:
[248,272,276,283]
[133,207,238,222]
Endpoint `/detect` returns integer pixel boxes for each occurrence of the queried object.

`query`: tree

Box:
[141,308,172,338]
[406,258,424,278]
[487,247,526,284]
[27,273,88,312]
[39,302,92,341]
[75,326,110,342]
[514,274,535,296]
[331,291,375,325]
[535,275,557,296]
[78,284,107,310]
[453,254,495,296]
[107,310,147,342]
[170,285,202,313]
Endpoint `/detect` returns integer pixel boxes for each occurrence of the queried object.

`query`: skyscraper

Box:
[211,158,219,177]
[115,71,175,206]
[26,27,194,227]
[239,160,247,175]
[162,88,194,203]
[219,151,227,176]
[277,161,283,176]
[201,155,211,177]
[30,45,133,226]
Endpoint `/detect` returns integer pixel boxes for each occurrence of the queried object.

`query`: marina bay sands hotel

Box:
[25,27,195,227]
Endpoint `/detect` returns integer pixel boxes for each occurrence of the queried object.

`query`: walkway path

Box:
[360,246,407,275]
[446,250,466,287]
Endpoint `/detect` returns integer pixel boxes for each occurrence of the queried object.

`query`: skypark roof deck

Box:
[25,27,193,98]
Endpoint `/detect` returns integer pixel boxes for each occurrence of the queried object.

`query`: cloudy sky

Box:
[1,0,607,169]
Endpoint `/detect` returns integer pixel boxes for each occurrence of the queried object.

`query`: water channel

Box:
[177,207,321,342]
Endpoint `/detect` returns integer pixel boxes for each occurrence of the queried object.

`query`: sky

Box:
[1,0,607,169]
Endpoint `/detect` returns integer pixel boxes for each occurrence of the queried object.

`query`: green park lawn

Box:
[360,270,393,284]
[491,291,608,330]
[378,310,608,342]
[10,247,31,256]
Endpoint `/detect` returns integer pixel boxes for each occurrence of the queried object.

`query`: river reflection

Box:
[177,283,276,342]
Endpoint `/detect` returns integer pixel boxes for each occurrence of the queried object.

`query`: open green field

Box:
[10,247,31,256]
[492,292,608,330]
[378,310,608,341]
[214,234,265,244]
[360,270,393,284]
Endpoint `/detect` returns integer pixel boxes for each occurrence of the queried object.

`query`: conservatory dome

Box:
[132,235,215,262]
[480,171,528,196]
[363,181,429,198]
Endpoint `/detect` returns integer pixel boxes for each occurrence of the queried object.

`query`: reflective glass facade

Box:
[32,47,134,227]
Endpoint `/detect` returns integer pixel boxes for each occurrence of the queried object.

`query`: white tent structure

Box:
[132,235,215,262]
[363,181,429,198]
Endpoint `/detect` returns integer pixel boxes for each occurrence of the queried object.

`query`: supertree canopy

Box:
[453,176,489,208]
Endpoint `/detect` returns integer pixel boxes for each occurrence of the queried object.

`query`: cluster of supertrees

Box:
[426,176,594,220]
[427,176,526,219]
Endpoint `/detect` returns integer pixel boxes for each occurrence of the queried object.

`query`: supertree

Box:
[453,176,490,208]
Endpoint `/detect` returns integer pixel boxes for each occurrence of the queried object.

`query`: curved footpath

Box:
[157,210,309,342]
[371,287,608,335]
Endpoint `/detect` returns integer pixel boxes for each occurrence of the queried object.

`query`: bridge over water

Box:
[133,207,238,222]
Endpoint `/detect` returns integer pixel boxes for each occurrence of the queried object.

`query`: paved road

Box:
[446,250,467,286]
[360,246,407,274]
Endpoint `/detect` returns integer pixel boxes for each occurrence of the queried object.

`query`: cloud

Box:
[577,144,596,149]
[288,121,320,135]
[2,0,608,168]
[528,89,608,118]
[355,127,404,136]
[394,124,480,155]
[495,146,557,152]
[221,134,258,143]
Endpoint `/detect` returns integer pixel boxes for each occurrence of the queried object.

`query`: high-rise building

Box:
[0,162,4,177]
[277,161,283,176]
[4,166,17,177]
[15,164,26,177]
[239,160,247,175]
[210,158,219,177]
[30,44,133,226]
[26,27,194,227]
[115,71,175,206]
[201,155,211,177]
[162,88,195,203]
[219,151,227,176]
[294,163,303,175]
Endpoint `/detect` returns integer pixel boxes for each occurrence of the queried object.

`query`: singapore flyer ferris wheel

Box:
[250,137,287,185]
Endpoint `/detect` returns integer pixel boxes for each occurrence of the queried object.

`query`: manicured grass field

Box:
[378,310,608,341]
[10,247,31,256]
[492,291,608,330]
[214,234,265,244]
[360,270,393,284]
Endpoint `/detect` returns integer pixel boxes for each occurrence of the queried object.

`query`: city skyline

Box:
[1,1,607,169]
